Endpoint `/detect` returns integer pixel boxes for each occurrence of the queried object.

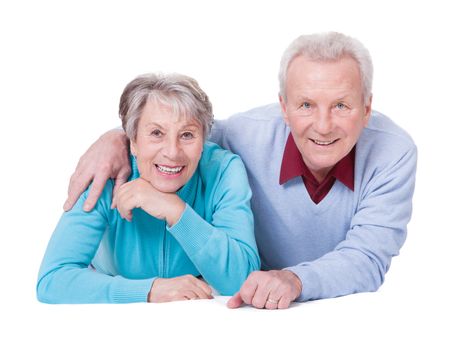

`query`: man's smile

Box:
[309,138,339,146]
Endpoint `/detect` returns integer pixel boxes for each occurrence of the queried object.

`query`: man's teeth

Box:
[313,139,336,145]
[156,165,184,174]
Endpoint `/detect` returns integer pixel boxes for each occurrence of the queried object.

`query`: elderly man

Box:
[64,32,417,309]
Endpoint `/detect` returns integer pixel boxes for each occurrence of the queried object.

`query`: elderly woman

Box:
[37,73,260,303]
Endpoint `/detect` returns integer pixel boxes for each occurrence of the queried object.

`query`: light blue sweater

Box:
[37,142,260,303]
[210,104,417,301]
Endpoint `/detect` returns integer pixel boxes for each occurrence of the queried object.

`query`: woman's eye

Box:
[151,129,163,137]
[181,132,194,140]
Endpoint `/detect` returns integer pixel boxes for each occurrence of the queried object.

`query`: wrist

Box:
[165,196,186,227]
[291,272,303,297]
[284,270,302,298]
[148,278,162,303]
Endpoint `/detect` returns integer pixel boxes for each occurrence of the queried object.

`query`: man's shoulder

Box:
[212,103,287,148]
[358,111,417,166]
[230,103,283,121]
[364,111,415,149]
[215,103,283,128]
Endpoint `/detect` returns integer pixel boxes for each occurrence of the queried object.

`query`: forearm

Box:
[168,204,260,295]
[287,146,417,301]
[37,266,155,303]
[285,237,392,301]
[38,181,155,303]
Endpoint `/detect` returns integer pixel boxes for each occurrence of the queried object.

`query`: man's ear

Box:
[279,94,290,125]
[363,94,373,126]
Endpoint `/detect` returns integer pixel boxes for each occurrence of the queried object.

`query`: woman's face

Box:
[130,100,204,193]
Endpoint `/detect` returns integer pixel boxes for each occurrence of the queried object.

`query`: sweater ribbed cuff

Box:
[284,266,321,302]
[167,204,212,256]
[111,276,156,303]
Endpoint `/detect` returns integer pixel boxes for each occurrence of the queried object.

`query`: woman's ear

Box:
[130,141,137,157]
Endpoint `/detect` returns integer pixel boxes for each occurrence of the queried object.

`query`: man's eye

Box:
[151,129,163,137]
[301,102,311,109]
[181,132,194,140]
[336,103,347,110]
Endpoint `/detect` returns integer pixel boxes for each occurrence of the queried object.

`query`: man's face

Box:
[280,55,372,182]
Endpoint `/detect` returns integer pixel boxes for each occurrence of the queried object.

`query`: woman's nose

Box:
[163,138,181,160]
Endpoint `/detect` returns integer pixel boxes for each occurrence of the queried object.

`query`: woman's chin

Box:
[149,180,184,194]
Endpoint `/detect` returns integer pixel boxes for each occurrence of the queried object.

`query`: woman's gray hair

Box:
[119,73,214,141]
[278,32,373,103]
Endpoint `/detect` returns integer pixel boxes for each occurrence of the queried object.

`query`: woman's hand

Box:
[148,275,213,302]
[113,177,185,226]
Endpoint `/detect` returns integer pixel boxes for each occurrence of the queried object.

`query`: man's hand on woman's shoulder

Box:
[63,129,131,212]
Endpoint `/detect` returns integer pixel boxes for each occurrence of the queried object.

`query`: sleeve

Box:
[36,181,155,304]
[286,145,418,301]
[167,155,261,296]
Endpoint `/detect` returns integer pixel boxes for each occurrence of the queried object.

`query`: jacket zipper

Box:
[162,223,167,278]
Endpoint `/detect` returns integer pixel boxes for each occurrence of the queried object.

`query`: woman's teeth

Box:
[156,165,184,174]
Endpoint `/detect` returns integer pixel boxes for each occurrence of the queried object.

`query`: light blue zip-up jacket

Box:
[37,142,260,303]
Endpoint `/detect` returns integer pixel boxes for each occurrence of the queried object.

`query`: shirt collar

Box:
[279,133,355,191]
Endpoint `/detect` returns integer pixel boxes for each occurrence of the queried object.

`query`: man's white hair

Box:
[279,32,373,102]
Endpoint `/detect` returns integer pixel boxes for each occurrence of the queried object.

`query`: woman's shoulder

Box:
[197,142,250,196]
[80,178,116,212]
[199,141,242,171]
[198,141,248,183]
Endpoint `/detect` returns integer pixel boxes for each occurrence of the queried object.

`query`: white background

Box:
[1,0,461,349]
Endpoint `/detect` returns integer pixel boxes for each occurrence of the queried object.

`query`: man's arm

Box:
[286,145,417,301]
[228,144,417,309]
[64,129,132,212]
[64,119,231,212]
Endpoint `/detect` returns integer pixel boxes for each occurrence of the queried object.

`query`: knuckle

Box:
[239,289,253,304]
[99,163,112,175]
[252,298,265,309]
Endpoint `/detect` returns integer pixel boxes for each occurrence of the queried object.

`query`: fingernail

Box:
[83,204,90,211]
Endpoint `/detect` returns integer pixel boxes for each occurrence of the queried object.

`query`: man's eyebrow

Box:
[334,94,354,100]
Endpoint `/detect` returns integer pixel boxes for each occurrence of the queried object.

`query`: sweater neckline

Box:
[284,176,348,214]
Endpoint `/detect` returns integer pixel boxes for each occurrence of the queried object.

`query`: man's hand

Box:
[227,270,302,310]
[112,177,185,226]
[148,275,213,303]
[63,129,131,212]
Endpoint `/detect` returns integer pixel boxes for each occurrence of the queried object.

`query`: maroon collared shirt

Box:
[279,133,355,204]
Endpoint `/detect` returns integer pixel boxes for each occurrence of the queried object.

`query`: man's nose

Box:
[313,108,334,135]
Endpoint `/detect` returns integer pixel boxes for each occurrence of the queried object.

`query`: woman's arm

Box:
[37,181,155,304]
[167,152,261,296]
